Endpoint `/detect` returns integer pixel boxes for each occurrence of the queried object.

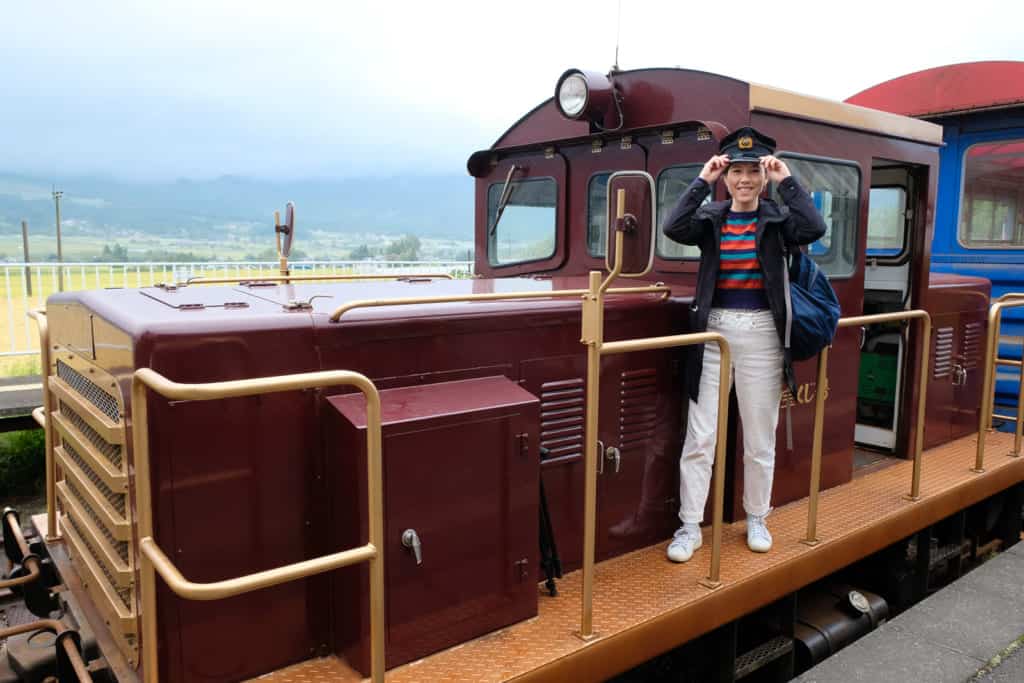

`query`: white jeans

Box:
[678,308,783,524]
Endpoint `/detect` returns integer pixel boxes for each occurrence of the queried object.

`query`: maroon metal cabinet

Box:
[923,274,990,448]
[326,376,540,674]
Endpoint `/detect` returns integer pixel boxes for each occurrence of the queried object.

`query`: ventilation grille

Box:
[63,514,131,609]
[57,360,121,423]
[62,441,126,517]
[60,400,123,469]
[539,378,585,461]
[962,321,984,370]
[64,477,130,565]
[50,350,137,665]
[933,327,954,379]
[619,369,658,452]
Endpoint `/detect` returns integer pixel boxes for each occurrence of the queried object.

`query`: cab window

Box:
[487,177,558,266]
[866,187,907,257]
[958,139,1024,249]
[775,156,860,278]
[587,172,612,256]
[655,164,702,259]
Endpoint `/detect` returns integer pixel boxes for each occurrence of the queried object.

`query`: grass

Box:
[0,429,44,498]
[0,260,472,377]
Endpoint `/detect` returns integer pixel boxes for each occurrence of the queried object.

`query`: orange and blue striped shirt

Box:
[713,210,769,310]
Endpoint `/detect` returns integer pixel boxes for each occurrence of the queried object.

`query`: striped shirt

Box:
[713,210,769,310]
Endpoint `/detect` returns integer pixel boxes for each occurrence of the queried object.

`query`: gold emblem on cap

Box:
[738,136,753,150]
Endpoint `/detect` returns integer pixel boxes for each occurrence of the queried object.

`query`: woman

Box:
[661,126,827,562]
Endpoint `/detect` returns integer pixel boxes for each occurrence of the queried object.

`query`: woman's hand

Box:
[699,154,731,183]
[760,155,792,183]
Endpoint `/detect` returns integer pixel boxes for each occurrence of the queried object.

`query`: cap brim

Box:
[726,153,764,164]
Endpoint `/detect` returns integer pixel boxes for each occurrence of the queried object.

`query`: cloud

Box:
[1,0,1021,180]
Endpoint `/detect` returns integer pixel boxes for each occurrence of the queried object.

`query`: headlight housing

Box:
[555,68,615,123]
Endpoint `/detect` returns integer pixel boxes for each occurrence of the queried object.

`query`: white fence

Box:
[1,260,473,358]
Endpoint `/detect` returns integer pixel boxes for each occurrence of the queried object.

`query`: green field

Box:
[0,260,472,377]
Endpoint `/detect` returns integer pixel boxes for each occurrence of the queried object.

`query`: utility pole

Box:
[21,220,31,296]
[52,189,64,291]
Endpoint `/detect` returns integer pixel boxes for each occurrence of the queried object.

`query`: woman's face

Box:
[723,161,767,205]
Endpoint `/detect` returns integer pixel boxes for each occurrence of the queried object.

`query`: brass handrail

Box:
[976,296,1024,469]
[328,284,672,322]
[600,332,731,588]
[184,272,456,286]
[27,308,59,541]
[803,310,932,545]
[0,619,92,682]
[132,368,385,683]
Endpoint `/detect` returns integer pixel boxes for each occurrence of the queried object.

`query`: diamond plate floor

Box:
[253,432,1023,683]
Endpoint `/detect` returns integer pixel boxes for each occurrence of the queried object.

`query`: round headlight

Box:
[558,73,589,118]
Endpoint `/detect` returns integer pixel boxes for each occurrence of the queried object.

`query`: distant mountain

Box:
[0,172,475,240]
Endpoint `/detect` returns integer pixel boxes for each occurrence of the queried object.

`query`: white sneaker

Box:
[747,515,772,553]
[667,525,703,563]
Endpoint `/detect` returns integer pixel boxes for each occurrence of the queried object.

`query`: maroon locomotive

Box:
[6,66,1015,683]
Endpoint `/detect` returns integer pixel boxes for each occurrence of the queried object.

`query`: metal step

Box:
[735,635,794,679]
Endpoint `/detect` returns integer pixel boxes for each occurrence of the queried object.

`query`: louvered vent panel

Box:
[539,379,584,460]
[56,360,121,423]
[60,401,123,468]
[619,369,658,452]
[962,321,984,370]
[933,327,954,379]
[50,351,138,665]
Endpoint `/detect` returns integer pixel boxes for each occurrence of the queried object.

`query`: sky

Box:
[2,0,1022,181]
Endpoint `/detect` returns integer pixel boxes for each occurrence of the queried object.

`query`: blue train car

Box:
[848,61,1024,413]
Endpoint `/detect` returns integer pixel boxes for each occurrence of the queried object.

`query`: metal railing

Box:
[27,309,59,541]
[131,368,386,683]
[802,311,932,545]
[976,294,1024,470]
[1,261,472,356]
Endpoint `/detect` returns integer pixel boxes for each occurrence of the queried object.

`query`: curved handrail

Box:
[802,310,932,545]
[328,284,672,322]
[184,272,455,286]
[601,331,732,587]
[26,308,58,540]
[976,297,1024,470]
[132,368,385,683]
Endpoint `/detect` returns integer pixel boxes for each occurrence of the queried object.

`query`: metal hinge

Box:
[661,130,675,145]
[518,432,530,457]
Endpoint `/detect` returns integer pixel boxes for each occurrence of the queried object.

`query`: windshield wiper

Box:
[489,165,520,236]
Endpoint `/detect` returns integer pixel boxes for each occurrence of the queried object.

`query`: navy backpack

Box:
[785,249,841,362]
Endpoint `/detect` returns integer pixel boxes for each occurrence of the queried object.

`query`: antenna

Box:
[612,0,622,73]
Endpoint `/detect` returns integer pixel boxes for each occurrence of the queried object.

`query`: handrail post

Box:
[577,271,603,640]
[698,337,730,589]
[975,303,1003,472]
[1012,334,1024,458]
[577,194,626,640]
[802,347,830,545]
[27,309,59,541]
[907,313,931,501]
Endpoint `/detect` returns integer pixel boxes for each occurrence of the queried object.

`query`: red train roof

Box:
[845,61,1024,117]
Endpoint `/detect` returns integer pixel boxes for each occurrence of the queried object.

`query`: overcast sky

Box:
[2,0,1022,181]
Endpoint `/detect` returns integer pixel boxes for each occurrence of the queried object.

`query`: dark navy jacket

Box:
[661,176,827,402]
